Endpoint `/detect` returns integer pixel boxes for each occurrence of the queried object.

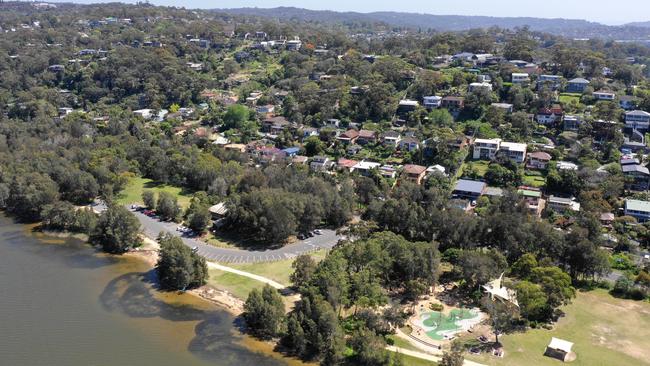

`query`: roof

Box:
[337,158,358,168]
[398,99,419,106]
[354,161,381,170]
[557,161,578,170]
[600,212,615,221]
[518,189,542,198]
[529,151,552,160]
[443,96,464,101]
[626,110,650,117]
[475,138,501,145]
[208,202,228,216]
[340,129,360,139]
[403,164,427,175]
[626,199,650,213]
[282,147,300,154]
[548,338,574,353]
[358,129,376,138]
[622,164,650,175]
[501,142,527,152]
[454,179,487,193]
[568,77,590,84]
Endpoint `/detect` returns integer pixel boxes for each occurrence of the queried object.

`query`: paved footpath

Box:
[128,206,341,264]
[386,346,486,366]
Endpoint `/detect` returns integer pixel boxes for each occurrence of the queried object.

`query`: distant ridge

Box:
[216,7,650,40]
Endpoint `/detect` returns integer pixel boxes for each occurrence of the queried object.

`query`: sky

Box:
[51,0,650,25]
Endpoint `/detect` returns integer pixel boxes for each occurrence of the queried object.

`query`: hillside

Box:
[218,7,650,40]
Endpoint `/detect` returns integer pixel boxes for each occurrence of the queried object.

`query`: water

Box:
[0,214,293,366]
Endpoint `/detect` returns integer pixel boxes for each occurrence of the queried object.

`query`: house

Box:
[600,212,615,226]
[544,337,575,363]
[537,75,563,90]
[58,107,73,117]
[423,96,442,109]
[48,64,65,72]
[282,147,300,157]
[547,196,580,212]
[346,144,362,155]
[133,109,153,119]
[379,165,398,179]
[452,179,487,201]
[301,127,319,140]
[556,161,579,171]
[224,143,246,153]
[246,91,263,104]
[624,199,650,222]
[625,110,650,131]
[286,38,302,51]
[352,160,381,177]
[449,198,473,212]
[310,156,333,171]
[382,131,401,147]
[257,147,286,164]
[426,165,447,176]
[396,100,419,117]
[593,90,615,101]
[512,73,530,84]
[337,129,360,144]
[255,105,275,116]
[398,137,420,152]
[518,187,546,217]
[292,155,309,165]
[357,130,377,145]
[473,138,501,160]
[468,82,493,92]
[536,106,563,125]
[563,115,581,131]
[477,74,492,83]
[262,116,291,134]
[566,78,590,93]
[337,158,358,172]
[499,142,527,164]
[208,203,228,220]
[491,103,513,113]
[527,151,552,170]
[441,96,464,111]
[401,164,427,185]
[622,164,650,191]
[186,62,203,71]
[619,95,638,110]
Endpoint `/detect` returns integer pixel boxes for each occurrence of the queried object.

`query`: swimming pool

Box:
[416,308,480,341]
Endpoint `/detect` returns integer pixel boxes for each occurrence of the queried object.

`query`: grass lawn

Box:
[464,161,490,178]
[207,250,328,300]
[397,354,436,366]
[465,289,650,366]
[522,174,546,188]
[116,176,194,209]
[386,335,422,353]
[559,93,582,105]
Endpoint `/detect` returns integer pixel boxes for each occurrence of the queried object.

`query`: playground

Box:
[414,308,482,341]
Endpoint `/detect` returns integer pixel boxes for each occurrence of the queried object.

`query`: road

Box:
[128,207,341,264]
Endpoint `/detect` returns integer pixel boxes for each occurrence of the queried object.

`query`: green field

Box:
[207,250,327,300]
[116,177,194,209]
[465,289,650,366]
[522,173,546,188]
[463,161,490,178]
[559,93,582,105]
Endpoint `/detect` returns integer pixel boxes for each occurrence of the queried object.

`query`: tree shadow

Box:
[99,271,285,366]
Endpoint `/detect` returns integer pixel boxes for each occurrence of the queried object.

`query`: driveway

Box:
[129,207,341,263]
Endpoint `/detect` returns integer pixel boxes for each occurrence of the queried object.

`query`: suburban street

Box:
[128,206,341,263]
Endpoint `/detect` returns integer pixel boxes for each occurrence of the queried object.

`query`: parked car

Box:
[314,229,322,235]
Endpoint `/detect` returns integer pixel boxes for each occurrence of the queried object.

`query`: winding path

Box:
[386,346,486,366]
[126,205,342,264]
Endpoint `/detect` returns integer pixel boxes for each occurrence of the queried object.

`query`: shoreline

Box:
[41,228,247,316]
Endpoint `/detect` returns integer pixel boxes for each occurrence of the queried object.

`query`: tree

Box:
[440,340,465,366]
[7,172,60,221]
[223,104,251,130]
[349,327,394,366]
[92,204,141,254]
[514,280,550,321]
[156,191,181,221]
[185,198,211,234]
[156,232,208,290]
[304,135,324,156]
[530,266,575,308]
[142,190,156,209]
[243,284,286,339]
[290,254,317,290]
[481,295,518,344]
[510,253,538,279]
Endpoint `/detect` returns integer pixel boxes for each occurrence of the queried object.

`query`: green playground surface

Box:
[421,309,479,341]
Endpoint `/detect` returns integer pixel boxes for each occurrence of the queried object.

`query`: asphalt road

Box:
[128,206,341,263]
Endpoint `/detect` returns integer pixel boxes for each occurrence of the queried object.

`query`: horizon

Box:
[42,0,650,25]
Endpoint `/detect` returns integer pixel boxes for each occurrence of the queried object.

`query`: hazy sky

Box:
[52,0,650,25]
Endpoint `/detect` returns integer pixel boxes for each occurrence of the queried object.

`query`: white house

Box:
[491,103,513,113]
[593,91,615,101]
[499,142,527,164]
[133,109,153,119]
[473,138,502,160]
[423,96,442,109]
[624,199,650,223]
[625,110,650,131]
[468,82,493,92]
[512,73,530,84]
